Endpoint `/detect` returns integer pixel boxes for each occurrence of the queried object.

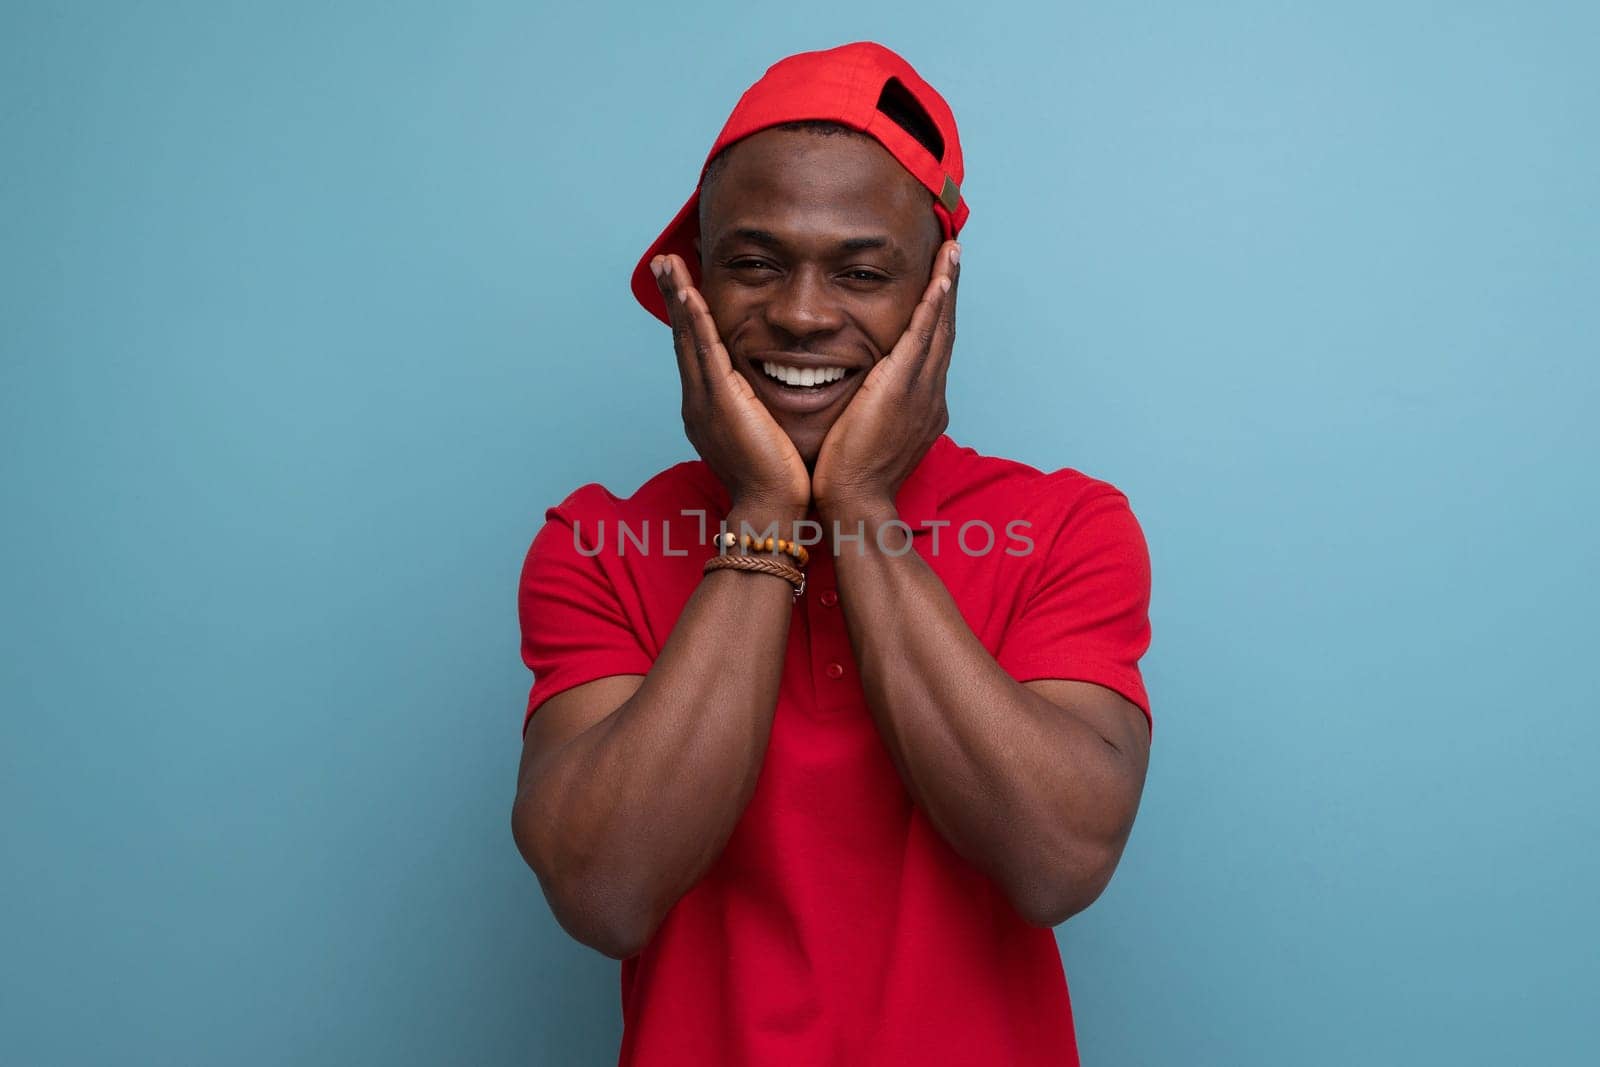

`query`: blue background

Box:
[4,2,1596,1064]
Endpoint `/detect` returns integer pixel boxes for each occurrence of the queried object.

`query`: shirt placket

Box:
[801,549,856,711]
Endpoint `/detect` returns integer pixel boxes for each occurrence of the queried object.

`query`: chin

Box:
[783,427,827,471]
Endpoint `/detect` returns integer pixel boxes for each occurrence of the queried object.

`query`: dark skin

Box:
[512,128,1150,959]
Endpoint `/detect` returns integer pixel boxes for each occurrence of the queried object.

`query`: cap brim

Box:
[631,190,703,326]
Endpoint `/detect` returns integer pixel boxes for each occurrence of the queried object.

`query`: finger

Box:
[659,254,723,377]
[882,285,944,392]
[938,241,960,335]
[900,252,954,379]
[679,285,736,386]
[924,241,958,348]
[923,242,960,390]
[655,254,704,392]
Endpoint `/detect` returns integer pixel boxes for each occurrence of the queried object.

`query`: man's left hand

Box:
[812,240,962,521]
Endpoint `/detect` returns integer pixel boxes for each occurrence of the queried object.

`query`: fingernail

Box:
[950,244,961,266]
[939,277,951,293]
[677,288,689,304]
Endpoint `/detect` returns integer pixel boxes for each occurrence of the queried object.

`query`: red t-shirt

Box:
[518,434,1153,1066]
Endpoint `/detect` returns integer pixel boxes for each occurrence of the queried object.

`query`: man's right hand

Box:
[652,254,810,517]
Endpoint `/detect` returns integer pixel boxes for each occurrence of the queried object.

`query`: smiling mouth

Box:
[758,361,854,388]
[748,359,862,414]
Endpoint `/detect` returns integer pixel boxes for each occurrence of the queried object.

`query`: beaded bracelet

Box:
[703,553,806,599]
[710,529,810,568]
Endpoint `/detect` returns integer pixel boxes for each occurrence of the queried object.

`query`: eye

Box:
[841,268,890,285]
[727,257,776,273]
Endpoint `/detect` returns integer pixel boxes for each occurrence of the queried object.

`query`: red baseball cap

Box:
[630,41,970,325]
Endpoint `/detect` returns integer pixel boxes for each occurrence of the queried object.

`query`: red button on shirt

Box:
[818,589,838,607]
[518,434,1153,1066]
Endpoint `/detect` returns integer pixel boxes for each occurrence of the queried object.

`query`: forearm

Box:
[521,504,802,953]
[830,506,1139,924]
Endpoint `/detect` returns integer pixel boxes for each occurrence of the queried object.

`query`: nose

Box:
[762,266,845,339]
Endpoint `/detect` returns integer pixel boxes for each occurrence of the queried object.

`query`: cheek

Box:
[862,288,925,357]
[697,278,734,325]
[702,285,757,349]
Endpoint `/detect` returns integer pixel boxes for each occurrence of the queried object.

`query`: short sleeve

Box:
[994,484,1154,735]
[518,486,655,734]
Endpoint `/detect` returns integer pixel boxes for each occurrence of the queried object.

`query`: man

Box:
[513,41,1153,1066]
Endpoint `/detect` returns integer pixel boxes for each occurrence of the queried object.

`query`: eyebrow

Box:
[723,228,893,254]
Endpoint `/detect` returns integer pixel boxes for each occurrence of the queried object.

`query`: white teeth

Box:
[761,361,849,388]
